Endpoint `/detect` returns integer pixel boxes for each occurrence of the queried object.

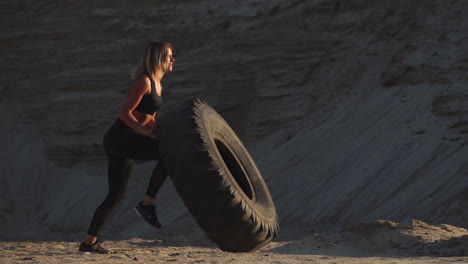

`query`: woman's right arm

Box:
[118,76,153,136]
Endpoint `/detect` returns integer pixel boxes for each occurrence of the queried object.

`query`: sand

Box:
[1,0,468,263]
[3,220,468,263]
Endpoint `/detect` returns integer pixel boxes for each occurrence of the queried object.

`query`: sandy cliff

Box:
[1,0,467,240]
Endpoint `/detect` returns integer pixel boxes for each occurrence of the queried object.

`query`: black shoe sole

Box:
[134,208,161,228]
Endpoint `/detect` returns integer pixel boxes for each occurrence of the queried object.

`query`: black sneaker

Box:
[134,201,162,228]
[79,242,109,254]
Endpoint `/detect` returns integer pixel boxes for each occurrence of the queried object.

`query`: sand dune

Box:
[1,0,468,262]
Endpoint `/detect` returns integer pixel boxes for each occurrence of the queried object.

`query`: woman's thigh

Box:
[105,130,161,161]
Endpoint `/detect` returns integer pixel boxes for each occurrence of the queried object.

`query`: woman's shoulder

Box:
[133,75,152,85]
[131,75,152,93]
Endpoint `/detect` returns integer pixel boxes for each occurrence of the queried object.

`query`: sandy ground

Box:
[2,220,468,264]
[3,240,468,264]
[2,1,468,264]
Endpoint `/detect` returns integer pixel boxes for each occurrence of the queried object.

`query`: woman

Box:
[79,41,175,254]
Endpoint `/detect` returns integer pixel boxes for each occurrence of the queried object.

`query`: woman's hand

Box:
[146,117,156,128]
[143,117,156,136]
[143,126,155,136]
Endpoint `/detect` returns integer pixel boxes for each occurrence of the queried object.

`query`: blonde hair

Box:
[131,41,173,80]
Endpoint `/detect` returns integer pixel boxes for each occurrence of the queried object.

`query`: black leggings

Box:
[87,118,168,237]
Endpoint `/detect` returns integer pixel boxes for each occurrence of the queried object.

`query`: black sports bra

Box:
[135,77,162,115]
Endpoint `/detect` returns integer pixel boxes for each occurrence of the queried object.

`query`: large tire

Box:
[156,98,279,252]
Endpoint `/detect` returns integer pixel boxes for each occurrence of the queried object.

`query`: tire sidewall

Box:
[199,104,277,223]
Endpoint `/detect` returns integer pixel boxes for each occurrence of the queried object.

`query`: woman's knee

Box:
[99,192,125,210]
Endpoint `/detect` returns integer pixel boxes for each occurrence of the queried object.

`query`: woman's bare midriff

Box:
[133,110,155,127]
